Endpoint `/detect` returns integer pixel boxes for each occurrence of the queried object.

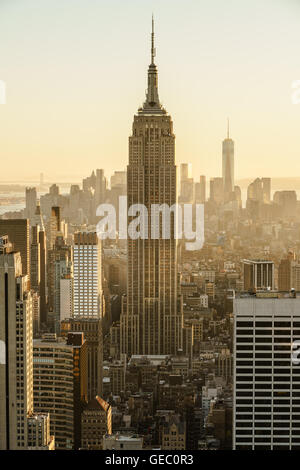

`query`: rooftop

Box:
[236,290,300,299]
[103,433,142,442]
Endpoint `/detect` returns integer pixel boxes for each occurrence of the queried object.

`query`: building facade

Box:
[243,259,275,291]
[73,232,102,319]
[33,333,88,450]
[0,243,33,449]
[0,219,30,282]
[120,18,183,356]
[234,292,300,450]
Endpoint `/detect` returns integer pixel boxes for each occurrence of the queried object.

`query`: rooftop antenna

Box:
[151,14,155,64]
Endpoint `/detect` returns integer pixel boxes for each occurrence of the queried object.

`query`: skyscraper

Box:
[71,232,104,401]
[120,18,183,355]
[210,177,224,205]
[49,206,61,249]
[278,251,300,292]
[0,219,30,282]
[33,332,88,450]
[31,203,47,324]
[25,187,37,221]
[195,175,206,204]
[61,318,103,402]
[0,239,33,449]
[273,190,297,218]
[30,225,40,294]
[233,291,300,450]
[222,120,234,201]
[261,177,271,204]
[95,169,107,207]
[47,232,72,332]
[180,163,194,203]
[60,274,73,321]
[246,177,271,207]
[73,232,102,319]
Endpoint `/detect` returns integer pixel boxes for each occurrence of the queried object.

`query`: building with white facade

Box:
[73,232,102,318]
[234,291,300,450]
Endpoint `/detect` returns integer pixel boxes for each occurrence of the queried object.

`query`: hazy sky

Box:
[0,0,300,182]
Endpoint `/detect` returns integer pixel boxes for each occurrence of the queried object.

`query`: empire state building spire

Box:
[122,18,182,356]
[140,16,165,114]
[151,14,155,65]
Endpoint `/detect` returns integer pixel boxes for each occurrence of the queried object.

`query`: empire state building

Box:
[120,18,183,356]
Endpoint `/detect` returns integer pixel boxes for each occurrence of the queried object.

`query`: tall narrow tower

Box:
[121,18,182,356]
[0,238,33,449]
[222,119,234,201]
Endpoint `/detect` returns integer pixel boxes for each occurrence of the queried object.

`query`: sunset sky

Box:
[0,0,300,182]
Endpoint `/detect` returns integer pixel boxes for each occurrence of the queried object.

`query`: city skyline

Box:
[0,0,300,181]
[2,0,300,454]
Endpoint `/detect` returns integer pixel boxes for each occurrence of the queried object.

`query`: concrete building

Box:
[103,433,143,450]
[278,252,300,292]
[109,360,126,395]
[60,275,73,320]
[243,259,275,291]
[49,206,61,249]
[81,396,112,450]
[32,291,40,337]
[202,385,221,425]
[216,349,233,382]
[210,177,224,205]
[273,190,297,217]
[222,122,234,201]
[180,163,194,203]
[30,225,40,293]
[61,317,103,401]
[73,232,103,319]
[31,203,47,324]
[47,232,72,332]
[195,175,206,204]
[0,219,30,281]
[247,177,271,205]
[0,241,33,449]
[161,414,186,450]
[27,413,55,450]
[33,332,88,450]
[233,291,300,450]
[25,187,37,221]
[120,18,183,356]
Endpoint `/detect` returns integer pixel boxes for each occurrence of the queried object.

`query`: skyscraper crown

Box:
[139,16,166,115]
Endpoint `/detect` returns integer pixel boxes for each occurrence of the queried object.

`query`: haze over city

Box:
[2,0,300,456]
[0,0,300,181]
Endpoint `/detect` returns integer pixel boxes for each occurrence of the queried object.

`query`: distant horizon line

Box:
[1,176,300,186]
